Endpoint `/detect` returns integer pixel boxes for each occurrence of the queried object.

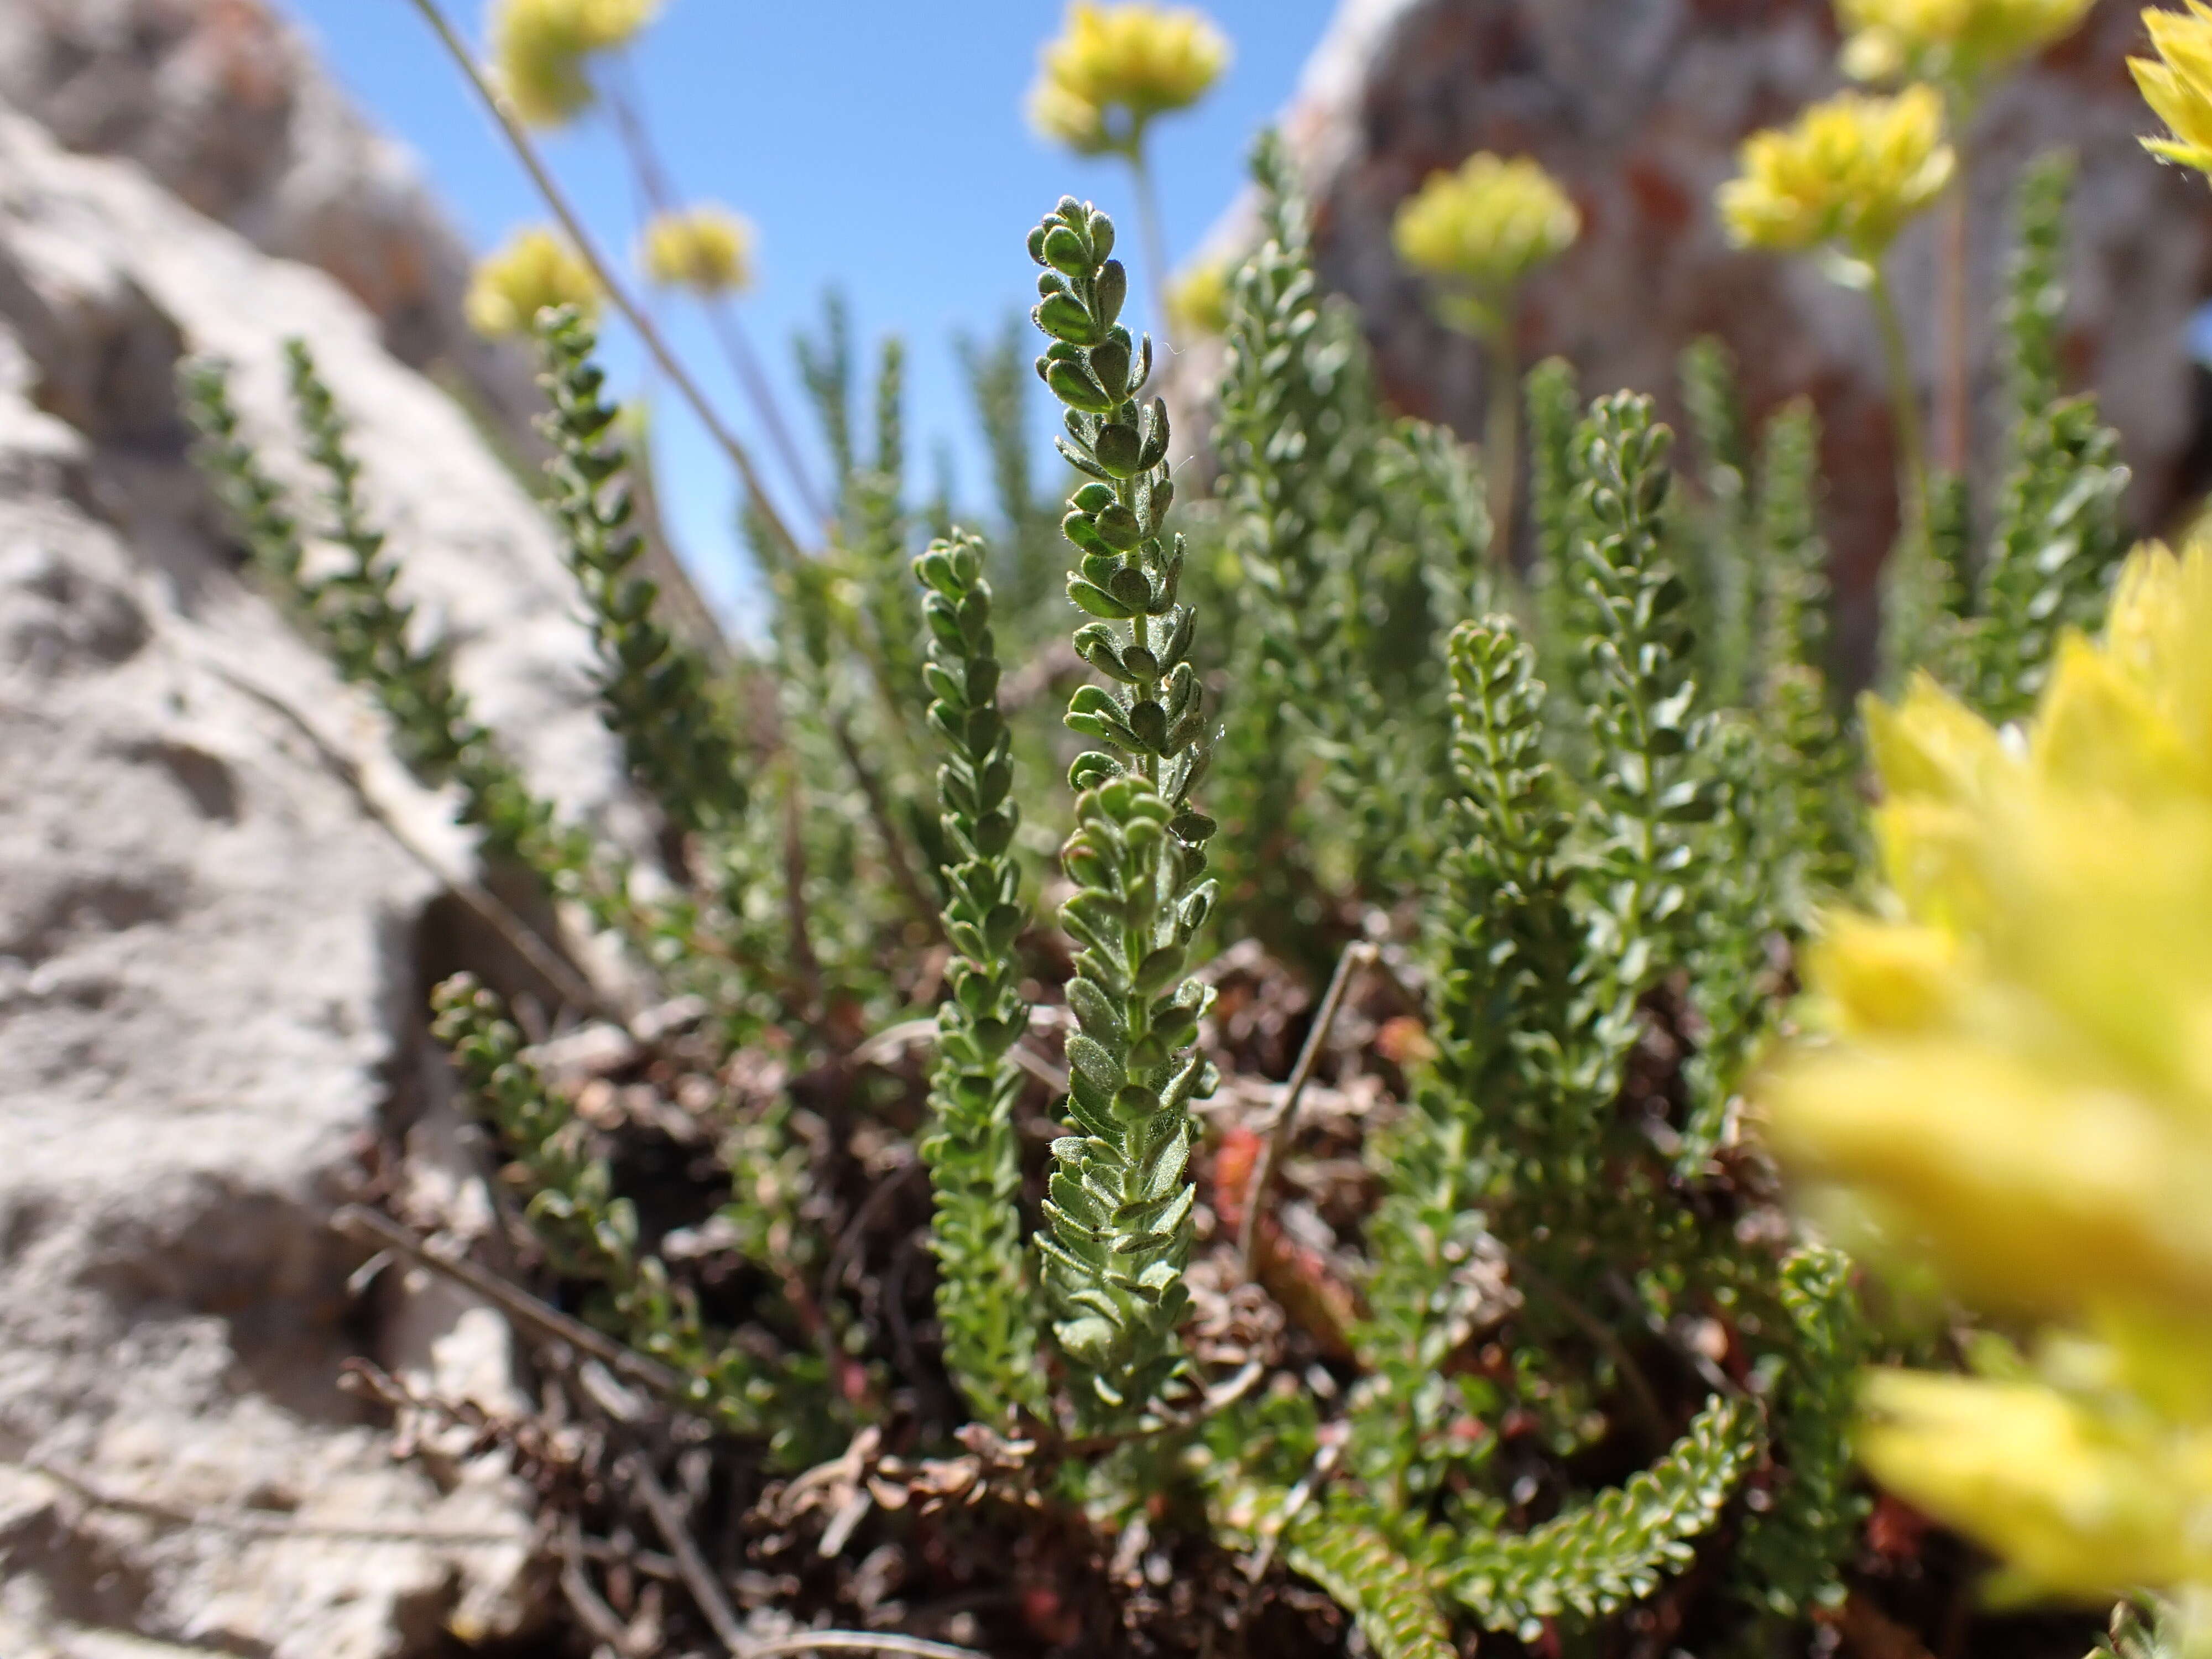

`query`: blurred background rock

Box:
[1232,0,2212,666]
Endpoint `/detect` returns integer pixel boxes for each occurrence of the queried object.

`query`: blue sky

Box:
[281,0,1336,627]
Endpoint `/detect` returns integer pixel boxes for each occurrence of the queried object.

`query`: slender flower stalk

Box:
[402,0,808,574]
[1866,265,1929,555]
[1720,85,1954,555]
[1833,0,2093,492]
[1393,153,1579,553]
[1028,3,1229,348]
[605,64,832,528]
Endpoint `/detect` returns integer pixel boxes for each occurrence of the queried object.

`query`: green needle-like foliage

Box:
[1347,397,1845,1643]
[1439,1394,1761,1636]
[191,125,2133,1651]
[959,315,1067,629]
[1355,614,1570,1507]
[431,974,834,1463]
[1285,1517,1457,1659]
[1678,337,1758,707]
[1752,399,1861,907]
[1736,1246,1868,1619]
[1969,153,2129,721]
[2005,151,2074,437]
[1027,193,1218,1425]
[1881,468,1973,691]
[1576,393,1707,1015]
[1971,397,2128,722]
[1756,398,1831,690]
[912,528,1044,1425]
[284,343,470,770]
[796,289,857,497]
[1214,133,1432,911]
[848,336,930,730]
[538,307,750,836]
[184,347,642,935]
[1524,354,1585,685]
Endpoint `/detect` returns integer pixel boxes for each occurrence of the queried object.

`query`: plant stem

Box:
[1868,264,1928,559]
[398,0,806,573]
[1125,138,1174,360]
[1484,317,1521,564]
[1936,126,1973,478]
[603,65,833,529]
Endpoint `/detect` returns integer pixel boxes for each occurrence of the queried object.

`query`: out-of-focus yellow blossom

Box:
[1837,0,2095,90]
[1858,1368,2212,1602]
[488,0,659,128]
[1027,2,1229,157]
[1762,537,2212,1605]
[1718,85,1955,263]
[1165,255,1233,338]
[1391,153,1579,335]
[2134,4,2212,178]
[466,227,601,337]
[640,205,755,295]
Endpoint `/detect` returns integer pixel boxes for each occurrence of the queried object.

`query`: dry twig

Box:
[332,1204,691,1407]
[1236,941,1376,1277]
[628,1453,750,1656]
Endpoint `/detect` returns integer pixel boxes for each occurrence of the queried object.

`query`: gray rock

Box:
[0,107,633,1658]
[1256,0,2212,662]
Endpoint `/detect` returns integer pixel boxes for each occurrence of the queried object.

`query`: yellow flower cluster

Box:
[1391,153,1579,334]
[1763,539,2212,1604]
[2135,3,2212,178]
[1027,2,1229,157]
[1836,0,2095,89]
[466,227,601,338]
[1165,254,1232,338]
[1719,85,1955,263]
[489,0,659,128]
[639,205,754,295]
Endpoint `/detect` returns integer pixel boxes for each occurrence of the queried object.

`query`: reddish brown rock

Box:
[1272,0,2212,662]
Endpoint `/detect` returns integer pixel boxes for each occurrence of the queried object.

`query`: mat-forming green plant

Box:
[181,131,2121,1654]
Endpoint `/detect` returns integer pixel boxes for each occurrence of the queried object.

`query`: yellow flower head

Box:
[1027,2,1229,156]
[1765,538,2212,1324]
[2135,3,2212,178]
[1718,85,1956,262]
[640,205,755,295]
[466,227,601,337]
[1761,540,2212,1606]
[1837,0,2095,88]
[1165,254,1233,338]
[1392,153,1580,333]
[1857,1368,2212,1601]
[488,0,659,128]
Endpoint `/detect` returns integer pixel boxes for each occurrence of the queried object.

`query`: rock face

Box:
[1272,0,2212,660]
[0,103,632,1657]
[0,0,545,448]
